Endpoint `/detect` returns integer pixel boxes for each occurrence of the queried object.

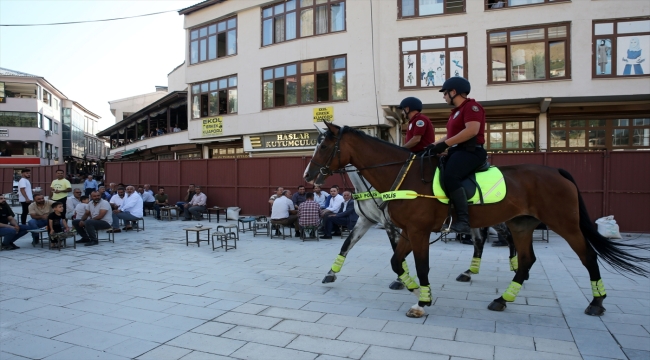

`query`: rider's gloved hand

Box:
[426,142,449,154]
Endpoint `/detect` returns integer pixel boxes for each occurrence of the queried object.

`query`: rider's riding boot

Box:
[449,188,471,235]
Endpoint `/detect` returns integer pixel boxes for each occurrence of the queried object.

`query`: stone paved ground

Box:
[1,212,649,360]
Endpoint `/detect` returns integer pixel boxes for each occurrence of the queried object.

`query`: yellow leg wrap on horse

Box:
[331,255,346,273]
[469,257,481,274]
[419,285,432,303]
[591,279,606,297]
[402,260,409,274]
[399,272,419,291]
[509,256,518,272]
[502,281,522,302]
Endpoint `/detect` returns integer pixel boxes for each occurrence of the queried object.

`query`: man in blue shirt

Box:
[84,175,98,197]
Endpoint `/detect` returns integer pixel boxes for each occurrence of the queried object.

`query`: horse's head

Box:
[304,122,350,185]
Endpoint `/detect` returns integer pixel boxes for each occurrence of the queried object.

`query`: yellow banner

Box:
[313,106,334,123]
[202,117,223,137]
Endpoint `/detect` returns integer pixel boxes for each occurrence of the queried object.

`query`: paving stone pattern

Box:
[1,212,648,359]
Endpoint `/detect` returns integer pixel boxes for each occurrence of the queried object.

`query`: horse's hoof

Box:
[456,273,471,282]
[389,279,405,290]
[584,304,606,316]
[322,274,337,283]
[406,305,426,318]
[488,298,507,311]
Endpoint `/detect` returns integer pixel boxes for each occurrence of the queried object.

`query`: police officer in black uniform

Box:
[427,77,487,234]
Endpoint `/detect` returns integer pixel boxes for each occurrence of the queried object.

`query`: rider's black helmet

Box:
[439,77,471,95]
[398,97,423,112]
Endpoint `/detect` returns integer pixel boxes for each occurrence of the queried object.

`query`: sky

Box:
[0,0,197,132]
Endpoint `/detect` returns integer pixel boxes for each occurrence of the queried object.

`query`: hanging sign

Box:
[202,117,223,137]
[313,106,334,123]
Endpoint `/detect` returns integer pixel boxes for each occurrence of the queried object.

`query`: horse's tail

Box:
[558,168,650,277]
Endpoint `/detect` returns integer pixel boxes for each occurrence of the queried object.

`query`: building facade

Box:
[0,68,108,177]
[101,0,649,162]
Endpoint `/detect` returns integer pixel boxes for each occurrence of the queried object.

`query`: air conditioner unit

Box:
[356,127,377,137]
[45,130,53,136]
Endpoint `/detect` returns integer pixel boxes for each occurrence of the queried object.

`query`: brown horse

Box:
[304,122,649,318]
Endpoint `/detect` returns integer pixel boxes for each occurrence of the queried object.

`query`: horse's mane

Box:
[325,126,411,153]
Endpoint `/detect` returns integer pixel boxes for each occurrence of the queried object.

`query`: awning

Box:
[122,148,140,156]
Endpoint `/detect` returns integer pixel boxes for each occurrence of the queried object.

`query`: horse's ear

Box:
[324,121,340,135]
[314,124,326,135]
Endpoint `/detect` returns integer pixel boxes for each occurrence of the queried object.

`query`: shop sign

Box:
[0,129,8,137]
[202,117,223,137]
[313,106,334,123]
[249,132,318,150]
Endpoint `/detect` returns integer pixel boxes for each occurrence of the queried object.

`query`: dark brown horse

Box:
[304,122,649,318]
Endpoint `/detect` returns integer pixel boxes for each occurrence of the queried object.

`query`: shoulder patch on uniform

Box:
[416,120,425,127]
[472,106,479,112]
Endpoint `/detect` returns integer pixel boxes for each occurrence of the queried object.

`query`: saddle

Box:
[433,158,506,205]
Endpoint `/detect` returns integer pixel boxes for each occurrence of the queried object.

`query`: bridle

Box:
[308,127,346,177]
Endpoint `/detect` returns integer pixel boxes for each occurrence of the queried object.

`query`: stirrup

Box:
[441,215,452,233]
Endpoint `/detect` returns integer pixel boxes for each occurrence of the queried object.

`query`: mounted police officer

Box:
[398,97,435,153]
[427,77,487,234]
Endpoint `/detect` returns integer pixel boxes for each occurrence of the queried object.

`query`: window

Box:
[53,98,59,110]
[45,143,53,159]
[262,0,345,46]
[400,34,467,88]
[189,16,237,65]
[54,146,59,160]
[485,0,569,10]
[262,55,346,109]
[191,75,238,119]
[485,120,536,151]
[549,118,650,151]
[593,17,650,78]
[53,122,58,134]
[488,23,570,83]
[0,82,5,103]
[0,111,39,127]
[399,0,464,18]
[42,89,52,106]
[178,152,201,160]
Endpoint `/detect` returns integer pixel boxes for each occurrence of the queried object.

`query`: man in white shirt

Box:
[138,187,155,216]
[73,191,113,246]
[66,189,83,219]
[270,190,300,237]
[321,187,344,218]
[18,169,33,225]
[109,186,143,232]
[109,187,126,210]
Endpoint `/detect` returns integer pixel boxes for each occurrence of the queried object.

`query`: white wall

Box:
[183,0,381,140]
[108,91,168,123]
[168,64,187,92]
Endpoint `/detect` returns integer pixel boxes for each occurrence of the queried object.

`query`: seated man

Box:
[0,194,30,250]
[98,186,111,201]
[312,185,327,209]
[27,194,55,245]
[153,187,169,220]
[110,186,143,232]
[74,191,113,246]
[176,184,195,215]
[138,186,155,215]
[182,186,207,221]
[271,190,300,237]
[321,187,343,218]
[298,192,321,238]
[109,187,126,210]
[292,185,307,208]
[268,186,284,206]
[66,189,83,219]
[322,191,358,239]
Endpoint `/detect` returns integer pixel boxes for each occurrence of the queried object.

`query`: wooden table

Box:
[184,227,211,247]
[207,207,226,223]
